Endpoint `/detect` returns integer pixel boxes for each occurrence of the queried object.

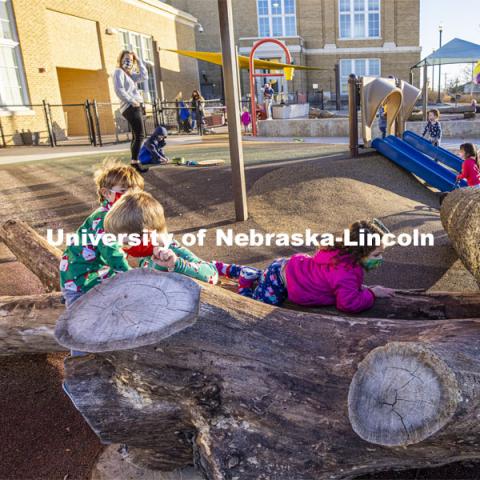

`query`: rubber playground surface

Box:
[0,138,478,479]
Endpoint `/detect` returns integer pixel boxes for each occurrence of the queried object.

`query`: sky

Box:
[419,0,479,88]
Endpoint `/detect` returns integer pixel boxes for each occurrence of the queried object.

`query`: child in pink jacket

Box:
[456,143,480,188]
[215,220,394,314]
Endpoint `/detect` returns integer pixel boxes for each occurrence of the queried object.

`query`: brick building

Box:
[0,0,200,145]
[168,0,421,101]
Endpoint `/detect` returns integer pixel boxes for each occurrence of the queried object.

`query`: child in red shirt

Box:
[457,143,480,188]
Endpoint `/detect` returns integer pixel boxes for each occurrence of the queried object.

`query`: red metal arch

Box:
[249,38,292,136]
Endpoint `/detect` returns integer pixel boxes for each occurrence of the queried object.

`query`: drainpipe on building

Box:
[334,64,341,111]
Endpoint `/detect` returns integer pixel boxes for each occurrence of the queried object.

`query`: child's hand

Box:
[370,286,395,298]
[153,248,177,270]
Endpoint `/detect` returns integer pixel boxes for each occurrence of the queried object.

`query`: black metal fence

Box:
[0,90,330,148]
[158,99,226,135]
[0,98,224,148]
[0,100,102,148]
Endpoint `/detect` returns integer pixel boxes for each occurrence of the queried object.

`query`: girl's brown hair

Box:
[117,50,137,69]
[428,108,440,119]
[94,159,144,202]
[104,191,167,236]
[191,89,204,101]
[460,143,479,167]
[322,220,386,265]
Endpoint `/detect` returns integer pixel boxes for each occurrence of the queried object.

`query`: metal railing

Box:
[158,99,227,135]
[0,99,165,147]
[0,89,329,147]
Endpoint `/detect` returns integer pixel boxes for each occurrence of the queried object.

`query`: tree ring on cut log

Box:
[55,269,200,352]
[348,342,460,447]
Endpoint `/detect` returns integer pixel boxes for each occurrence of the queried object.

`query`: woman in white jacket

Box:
[114,50,149,173]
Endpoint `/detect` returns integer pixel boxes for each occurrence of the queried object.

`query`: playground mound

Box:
[249,154,478,292]
[250,154,437,232]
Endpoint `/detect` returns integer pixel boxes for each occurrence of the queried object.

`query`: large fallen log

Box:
[2,283,480,355]
[55,269,480,480]
[2,216,480,355]
[441,187,480,285]
[0,219,62,291]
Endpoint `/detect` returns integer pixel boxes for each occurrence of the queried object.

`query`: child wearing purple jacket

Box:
[215,220,394,314]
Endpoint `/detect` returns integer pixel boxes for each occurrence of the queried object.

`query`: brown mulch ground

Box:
[0,353,103,480]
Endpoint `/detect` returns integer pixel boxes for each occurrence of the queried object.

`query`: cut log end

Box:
[55,269,201,353]
[348,342,460,447]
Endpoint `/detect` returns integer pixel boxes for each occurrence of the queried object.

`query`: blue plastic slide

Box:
[402,131,463,172]
[372,135,467,192]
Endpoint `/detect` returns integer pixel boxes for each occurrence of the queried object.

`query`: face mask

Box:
[122,58,133,70]
[362,257,384,271]
[109,190,125,204]
[124,242,154,258]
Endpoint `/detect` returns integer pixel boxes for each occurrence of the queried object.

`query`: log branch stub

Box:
[0,292,67,354]
[348,342,461,447]
[55,269,201,353]
[0,219,62,291]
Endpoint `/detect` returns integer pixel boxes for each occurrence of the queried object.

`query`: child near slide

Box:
[422,109,442,146]
[456,143,480,188]
[59,161,144,308]
[214,220,395,314]
[104,191,218,284]
[377,105,387,139]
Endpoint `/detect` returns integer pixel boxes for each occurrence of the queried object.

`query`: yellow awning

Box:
[163,49,323,73]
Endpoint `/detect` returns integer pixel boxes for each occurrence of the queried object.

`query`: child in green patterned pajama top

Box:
[59,161,145,307]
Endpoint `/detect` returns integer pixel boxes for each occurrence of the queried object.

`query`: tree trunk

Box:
[0,220,62,292]
[59,270,480,480]
[2,218,479,357]
[0,292,67,354]
[1,283,480,356]
[441,187,480,285]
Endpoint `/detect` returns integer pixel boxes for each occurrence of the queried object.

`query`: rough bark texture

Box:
[0,220,62,292]
[441,187,480,285]
[61,271,480,480]
[3,221,480,477]
[0,292,67,354]
[2,285,480,356]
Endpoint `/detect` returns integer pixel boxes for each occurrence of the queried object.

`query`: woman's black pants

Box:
[122,105,145,161]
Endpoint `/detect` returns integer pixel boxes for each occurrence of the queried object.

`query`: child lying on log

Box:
[215,220,394,314]
[104,191,218,284]
[59,161,144,308]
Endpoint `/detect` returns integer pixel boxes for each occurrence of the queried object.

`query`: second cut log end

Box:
[348,342,460,447]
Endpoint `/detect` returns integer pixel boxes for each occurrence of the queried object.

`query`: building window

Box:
[0,0,29,107]
[120,29,157,102]
[339,0,380,39]
[257,0,297,37]
[340,58,380,93]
